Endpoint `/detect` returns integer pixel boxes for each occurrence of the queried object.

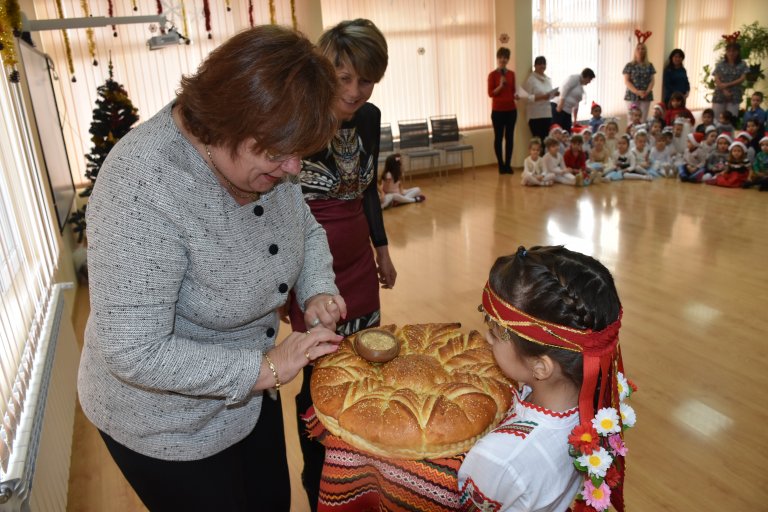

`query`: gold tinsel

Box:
[80,0,97,65]
[0,0,22,75]
[269,0,276,25]
[54,0,76,81]
[290,0,297,30]
[180,0,189,41]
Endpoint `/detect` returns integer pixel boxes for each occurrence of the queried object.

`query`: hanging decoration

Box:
[290,0,297,30]
[108,0,117,37]
[80,0,97,65]
[156,0,162,14]
[269,0,276,25]
[180,0,189,42]
[225,0,231,12]
[0,0,22,83]
[131,0,138,12]
[248,0,254,28]
[54,0,77,82]
[203,0,212,39]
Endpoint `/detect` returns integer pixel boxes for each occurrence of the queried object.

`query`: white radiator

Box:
[0,283,78,512]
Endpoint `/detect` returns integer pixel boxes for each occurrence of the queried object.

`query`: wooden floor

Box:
[67,165,768,511]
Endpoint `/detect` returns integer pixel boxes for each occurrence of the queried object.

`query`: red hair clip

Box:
[634,29,652,44]
[722,31,741,43]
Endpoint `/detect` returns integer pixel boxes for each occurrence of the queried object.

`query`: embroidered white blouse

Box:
[458,387,581,512]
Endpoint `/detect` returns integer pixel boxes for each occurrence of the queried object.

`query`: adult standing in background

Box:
[662,48,690,105]
[623,33,656,122]
[78,26,344,512]
[488,47,517,174]
[290,18,395,512]
[523,55,559,149]
[712,37,748,119]
[554,68,595,133]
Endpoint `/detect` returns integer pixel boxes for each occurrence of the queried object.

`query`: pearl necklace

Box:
[205,145,260,202]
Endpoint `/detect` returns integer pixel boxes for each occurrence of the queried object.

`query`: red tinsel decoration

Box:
[203,0,211,39]
[108,0,117,37]
[248,0,254,28]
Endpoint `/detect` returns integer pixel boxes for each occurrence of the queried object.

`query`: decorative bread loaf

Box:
[311,323,514,459]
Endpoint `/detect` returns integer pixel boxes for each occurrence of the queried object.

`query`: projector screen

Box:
[17,40,76,233]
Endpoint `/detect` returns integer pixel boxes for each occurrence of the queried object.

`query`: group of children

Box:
[522,92,768,191]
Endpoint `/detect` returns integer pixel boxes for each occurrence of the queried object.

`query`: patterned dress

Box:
[458,387,581,512]
[712,60,749,104]
[623,61,656,102]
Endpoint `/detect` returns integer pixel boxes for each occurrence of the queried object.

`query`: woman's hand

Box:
[375,245,397,289]
[255,327,344,392]
[304,293,347,330]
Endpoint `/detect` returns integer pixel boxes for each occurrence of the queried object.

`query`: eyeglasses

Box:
[265,150,298,163]
[478,305,512,342]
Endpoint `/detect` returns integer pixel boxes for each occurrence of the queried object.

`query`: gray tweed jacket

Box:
[78,103,337,460]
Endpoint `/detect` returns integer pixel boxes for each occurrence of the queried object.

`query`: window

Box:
[674,0,733,110]
[532,0,645,118]
[0,62,58,474]
[321,0,495,134]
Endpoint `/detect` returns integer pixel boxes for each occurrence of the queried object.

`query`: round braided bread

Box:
[310,323,514,459]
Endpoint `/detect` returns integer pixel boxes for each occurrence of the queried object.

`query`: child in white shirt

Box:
[649,136,674,178]
[678,133,708,182]
[521,138,555,186]
[460,245,633,512]
[632,130,652,177]
[605,135,652,181]
[542,136,579,185]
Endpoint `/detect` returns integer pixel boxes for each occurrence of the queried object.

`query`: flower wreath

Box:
[568,372,637,512]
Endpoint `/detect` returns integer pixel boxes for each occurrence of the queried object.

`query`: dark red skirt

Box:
[289,197,379,331]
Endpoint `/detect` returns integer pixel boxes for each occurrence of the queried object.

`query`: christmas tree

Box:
[69,60,138,242]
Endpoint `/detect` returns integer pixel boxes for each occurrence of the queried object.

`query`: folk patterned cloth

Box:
[306,409,464,512]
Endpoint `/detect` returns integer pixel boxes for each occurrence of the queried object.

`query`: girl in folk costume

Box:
[459,246,635,512]
[706,140,751,188]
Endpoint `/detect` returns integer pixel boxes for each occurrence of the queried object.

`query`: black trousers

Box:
[100,393,290,512]
[552,109,573,134]
[528,117,552,146]
[296,364,325,512]
[491,109,517,171]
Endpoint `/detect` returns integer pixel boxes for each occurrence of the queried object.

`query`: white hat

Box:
[736,131,752,141]
[760,132,768,144]
[729,140,747,152]
[716,133,733,144]
[673,117,686,125]
[705,125,717,134]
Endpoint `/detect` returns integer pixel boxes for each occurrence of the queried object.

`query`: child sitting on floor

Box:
[589,102,605,134]
[649,135,674,178]
[664,92,695,127]
[700,126,718,158]
[605,134,652,181]
[604,119,620,155]
[699,134,731,182]
[459,245,634,512]
[521,138,555,187]
[743,134,768,191]
[542,136,580,186]
[715,110,736,135]
[379,153,425,208]
[632,130,652,177]
[705,141,750,188]
[587,132,612,180]
[695,108,716,135]
[678,133,708,182]
[564,134,591,186]
[650,102,666,128]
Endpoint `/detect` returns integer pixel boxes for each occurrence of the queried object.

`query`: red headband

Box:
[481,282,624,423]
[722,31,740,43]
[634,29,651,44]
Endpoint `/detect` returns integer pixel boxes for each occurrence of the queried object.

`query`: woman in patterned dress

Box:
[288,18,396,511]
[623,43,656,122]
[712,41,748,120]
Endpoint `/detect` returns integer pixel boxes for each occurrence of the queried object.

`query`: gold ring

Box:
[310,318,320,327]
[305,330,311,335]
[304,350,311,361]
[325,299,335,307]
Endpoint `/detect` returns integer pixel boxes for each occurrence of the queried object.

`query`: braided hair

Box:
[488,245,621,388]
